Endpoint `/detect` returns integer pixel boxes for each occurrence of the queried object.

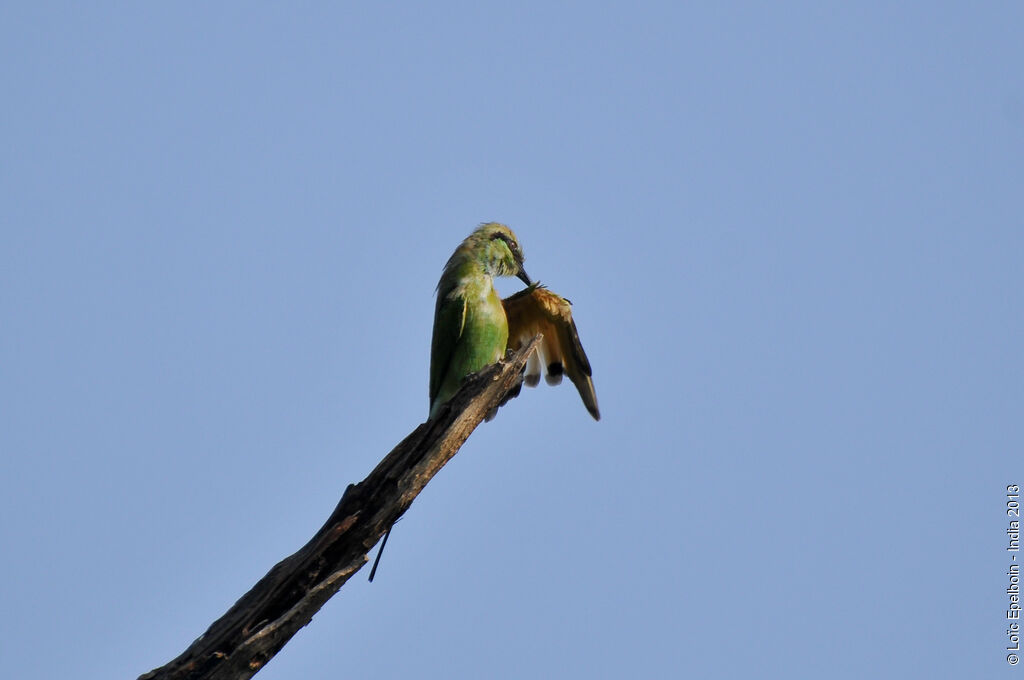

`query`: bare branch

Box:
[139,336,541,680]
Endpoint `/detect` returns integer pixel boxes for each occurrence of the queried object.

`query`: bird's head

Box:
[468,222,532,285]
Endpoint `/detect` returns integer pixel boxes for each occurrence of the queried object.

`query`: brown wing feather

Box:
[502,286,600,420]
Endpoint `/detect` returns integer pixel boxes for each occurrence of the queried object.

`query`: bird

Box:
[428,222,600,421]
[369,222,598,581]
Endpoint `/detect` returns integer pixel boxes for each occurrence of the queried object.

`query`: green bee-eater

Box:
[369,222,598,582]
[429,222,599,421]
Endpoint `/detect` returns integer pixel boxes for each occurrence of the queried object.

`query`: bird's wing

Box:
[429,291,467,408]
[502,285,600,420]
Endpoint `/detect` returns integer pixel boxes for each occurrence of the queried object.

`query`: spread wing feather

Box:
[502,285,600,420]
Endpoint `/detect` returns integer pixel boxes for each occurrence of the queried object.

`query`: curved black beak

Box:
[516,268,532,286]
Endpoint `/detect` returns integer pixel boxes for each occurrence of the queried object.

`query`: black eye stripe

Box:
[490,232,521,259]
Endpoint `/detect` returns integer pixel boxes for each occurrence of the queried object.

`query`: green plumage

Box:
[428,223,529,418]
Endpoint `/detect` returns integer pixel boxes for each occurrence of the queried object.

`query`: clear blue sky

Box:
[1,3,1020,678]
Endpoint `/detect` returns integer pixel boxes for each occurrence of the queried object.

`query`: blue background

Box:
[1,3,1020,678]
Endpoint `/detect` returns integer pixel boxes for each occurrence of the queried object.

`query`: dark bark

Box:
[139,337,540,680]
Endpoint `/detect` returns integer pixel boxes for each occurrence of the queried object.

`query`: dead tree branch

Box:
[139,337,540,680]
